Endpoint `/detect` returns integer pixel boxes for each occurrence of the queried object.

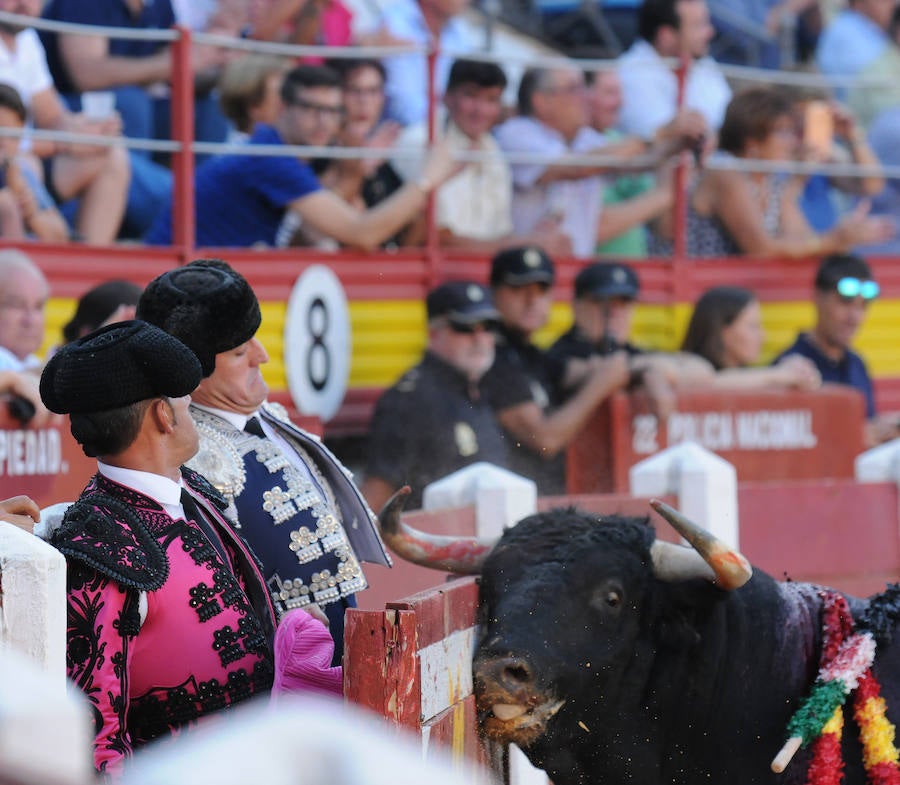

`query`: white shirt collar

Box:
[97,461,183,508]
[191,402,252,431]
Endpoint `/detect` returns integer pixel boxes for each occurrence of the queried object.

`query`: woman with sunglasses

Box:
[681,285,821,390]
[773,253,898,447]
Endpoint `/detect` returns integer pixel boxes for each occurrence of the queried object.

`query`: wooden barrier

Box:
[345,577,499,772]
[567,386,866,494]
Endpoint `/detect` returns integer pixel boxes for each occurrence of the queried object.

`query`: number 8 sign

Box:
[284,265,351,422]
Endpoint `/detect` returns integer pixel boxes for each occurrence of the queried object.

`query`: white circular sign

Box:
[284,265,351,422]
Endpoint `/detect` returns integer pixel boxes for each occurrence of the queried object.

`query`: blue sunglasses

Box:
[835,277,879,300]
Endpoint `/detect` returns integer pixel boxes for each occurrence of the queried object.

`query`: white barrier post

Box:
[855,438,900,484]
[423,463,546,785]
[0,521,67,681]
[0,647,103,785]
[629,441,741,549]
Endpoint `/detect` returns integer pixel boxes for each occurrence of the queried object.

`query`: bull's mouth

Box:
[479,697,566,747]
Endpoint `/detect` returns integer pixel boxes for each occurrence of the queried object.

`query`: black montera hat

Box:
[136,259,261,377]
[426,281,500,325]
[40,320,202,415]
[490,246,555,287]
[574,261,640,300]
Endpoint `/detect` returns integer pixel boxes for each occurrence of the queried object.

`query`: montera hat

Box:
[40,320,202,415]
[426,281,500,326]
[136,258,261,377]
[490,246,555,287]
[574,262,640,300]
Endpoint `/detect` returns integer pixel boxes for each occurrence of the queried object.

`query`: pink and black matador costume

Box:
[51,466,277,776]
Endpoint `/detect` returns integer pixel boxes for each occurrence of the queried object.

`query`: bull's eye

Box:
[605,591,621,608]
[590,584,624,613]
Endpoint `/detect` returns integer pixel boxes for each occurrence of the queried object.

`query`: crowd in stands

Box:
[0,0,893,253]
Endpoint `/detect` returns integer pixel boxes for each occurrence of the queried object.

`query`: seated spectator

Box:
[847,4,900,129]
[650,86,894,256]
[815,0,894,93]
[379,0,474,126]
[773,252,899,447]
[617,0,732,139]
[0,249,48,373]
[244,0,354,50]
[219,55,290,141]
[146,64,461,249]
[480,247,632,494]
[791,96,885,233]
[862,105,900,254]
[38,0,231,235]
[681,285,822,388]
[546,260,714,413]
[587,68,686,257]
[392,58,570,255]
[61,279,143,344]
[0,2,129,244]
[494,65,618,258]
[315,58,407,247]
[0,83,68,242]
[361,280,508,512]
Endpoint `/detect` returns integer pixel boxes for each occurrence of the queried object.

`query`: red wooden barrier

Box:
[567,386,866,494]
[345,578,497,770]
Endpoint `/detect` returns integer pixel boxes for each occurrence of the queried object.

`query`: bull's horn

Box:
[649,499,752,590]
[377,487,497,574]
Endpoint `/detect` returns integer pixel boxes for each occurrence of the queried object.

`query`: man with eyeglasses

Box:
[774,253,898,447]
[146,64,459,249]
[361,280,508,512]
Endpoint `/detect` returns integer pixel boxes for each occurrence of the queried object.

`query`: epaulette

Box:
[182,465,229,512]
[50,492,169,592]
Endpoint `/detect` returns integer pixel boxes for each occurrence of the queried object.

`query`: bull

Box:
[378,490,900,785]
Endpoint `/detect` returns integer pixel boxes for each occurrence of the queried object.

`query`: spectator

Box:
[0,368,50,427]
[0,249,48,373]
[847,4,900,129]
[219,55,290,141]
[38,0,230,235]
[815,0,894,90]
[361,280,508,512]
[480,247,631,495]
[546,260,714,412]
[587,68,681,257]
[773,252,899,447]
[38,321,278,777]
[146,64,461,249]
[617,0,732,139]
[315,58,407,247]
[0,0,130,244]
[493,65,611,258]
[379,0,474,126]
[392,58,570,254]
[61,279,143,344]
[244,0,354,50]
[137,259,390,661]
[681,285,822,388]
[0,83,69,242]
[863,105,900,254]
[650,86,893,256]
[787,94,886,233]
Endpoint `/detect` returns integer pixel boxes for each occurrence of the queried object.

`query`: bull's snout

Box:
[475,655,535,693]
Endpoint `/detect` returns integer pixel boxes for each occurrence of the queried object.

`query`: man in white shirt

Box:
[617,0,732,140]
[494,64,614,258]
[0,249,47,373]
[391,58,571,255]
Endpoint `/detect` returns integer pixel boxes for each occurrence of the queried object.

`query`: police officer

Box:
[361,281,508,512]
[481,247,630,495]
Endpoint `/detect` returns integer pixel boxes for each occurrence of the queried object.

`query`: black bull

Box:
[377,491,900,785]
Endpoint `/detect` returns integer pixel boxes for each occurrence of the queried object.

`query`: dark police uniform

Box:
[481,323,568,495]
[366,351,508,509]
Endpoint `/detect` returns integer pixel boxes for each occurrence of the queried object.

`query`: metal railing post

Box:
[171,25,195,260]
[671,56,689,266]
[424,44,442,287]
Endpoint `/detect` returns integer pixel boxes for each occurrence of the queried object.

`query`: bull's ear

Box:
[655,579,726,650]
